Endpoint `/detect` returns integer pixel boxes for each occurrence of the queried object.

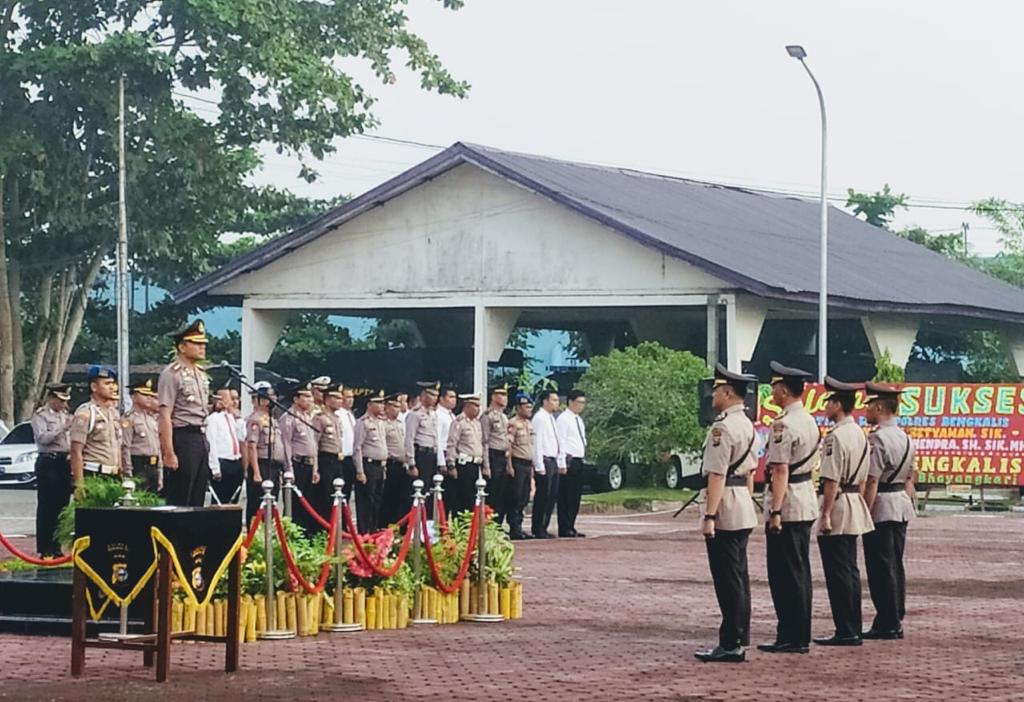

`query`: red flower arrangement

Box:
[342,528,396,578]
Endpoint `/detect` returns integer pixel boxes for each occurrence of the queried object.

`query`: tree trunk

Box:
[0,176,15,424]
[51,250,103,386]
[18,270,54,419]
[8,258,23,376]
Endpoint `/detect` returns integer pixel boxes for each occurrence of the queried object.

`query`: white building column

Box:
[724,295,768,372]
[473,305,520,396]
[860,315,919,370]
[999,329,1024,378]
[240,305,289,414]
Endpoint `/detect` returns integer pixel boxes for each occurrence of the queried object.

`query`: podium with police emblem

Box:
[70,505,243,682]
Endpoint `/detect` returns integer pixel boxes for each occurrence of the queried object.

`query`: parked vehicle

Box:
[0,422,38,487]
[587,451,702,492]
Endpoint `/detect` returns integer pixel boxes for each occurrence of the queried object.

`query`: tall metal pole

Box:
[116,74,130,407]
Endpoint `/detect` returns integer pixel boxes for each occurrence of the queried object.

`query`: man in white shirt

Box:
[531,390,565,539]
[206,388,245,505]
[556,389,588,538]
[396,392,410,426]
[436,385,458,506]
[336,386,357,502]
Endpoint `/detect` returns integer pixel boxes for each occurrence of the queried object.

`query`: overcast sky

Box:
[236,0,1024,256]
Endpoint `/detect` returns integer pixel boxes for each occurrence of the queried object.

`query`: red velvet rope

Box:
[242,509,264,550]
[295,492,333,531]
[421,504,479,595]
[435,497,450,536]
[0,530,73,567]
[273,505,337,595]
[342,502,416,578]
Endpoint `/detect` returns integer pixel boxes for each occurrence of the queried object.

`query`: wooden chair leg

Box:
[71,566,86,677]
[156,548,172,682]
[225,551,241,673]
[144,582,156,668]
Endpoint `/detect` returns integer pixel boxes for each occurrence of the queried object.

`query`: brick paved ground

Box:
[1,511,1023,701]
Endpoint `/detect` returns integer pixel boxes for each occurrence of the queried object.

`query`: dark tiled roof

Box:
[174,142,1024,324]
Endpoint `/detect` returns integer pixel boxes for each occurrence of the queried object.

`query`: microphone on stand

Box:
[216,360,247,378]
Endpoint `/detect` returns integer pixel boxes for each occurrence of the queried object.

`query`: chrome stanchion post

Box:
[463,477,502,623]
[323,478,363,633]
[259,480,295,640]
[410,479,436,625]
[99,479,140,641]
[282,470,295,520]
[431,473,444,522]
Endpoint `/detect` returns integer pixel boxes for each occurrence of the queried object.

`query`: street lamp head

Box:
[786,45,807,59]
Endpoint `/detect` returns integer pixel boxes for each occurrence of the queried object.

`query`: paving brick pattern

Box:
[1,512,1023,701]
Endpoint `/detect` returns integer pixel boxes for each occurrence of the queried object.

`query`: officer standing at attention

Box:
[694,364,758,663]
[758,362,821,655]
[447,394,484,515]
[313,383,345,526]
[157,319,211,507]
[70,365,125,495]
[862,381,916,640]
[506,393,535,540]
[814,376,874,647]
[531,389,564,539]
[481,385,510,523]
[337,386,357,504]
[436,385,458,493]
[405,382,441,498]
[381,393,410,526]
[281,383,321,535]
[31,383,73,557]
[245,382,285,523]
[555,389,588,538]
[310,376,331,415]
[121,379,162,494]
[353,391,389,533]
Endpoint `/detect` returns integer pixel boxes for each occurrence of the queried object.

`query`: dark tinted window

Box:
[1,423,35,445]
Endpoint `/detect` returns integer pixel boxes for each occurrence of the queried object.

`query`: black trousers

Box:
[165,427,209,507]
[507,457,533,537]
[212,458,243,505]
[316,452,344,525]
[130,455,161,494]
[766,520,814,646]
[355,461,386,534]
[381,458,411,526]
[706,528,752,650]
[246,458,282,523]
[340,456,356,504]
[818,535,863,639]
[531,457,560,536]
[35,454,70,557]
[414,446,439,518]
[453,461,481,516]
[863,521,908,633]
[485,449,510,524]
[557,457,585,535]
[291,460,320,537]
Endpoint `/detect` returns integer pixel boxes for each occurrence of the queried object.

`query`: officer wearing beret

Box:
[353,390,389,533]
[157,319,211,507]
[121,379,162,494]
[814,376,874,647]
[70,365,124,494]
[31,383,73,557]
[695,364,759,663]
[862,381,915,640]
[758,361,821,655]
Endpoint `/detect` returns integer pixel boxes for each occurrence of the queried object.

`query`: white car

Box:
[0,422,38,487]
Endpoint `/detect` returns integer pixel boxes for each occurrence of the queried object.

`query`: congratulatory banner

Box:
[756,383,1024,487]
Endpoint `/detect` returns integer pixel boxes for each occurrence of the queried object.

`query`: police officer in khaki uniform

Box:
[447,394,484,516]
[405,382,441,515]
[31,383,73,557]
[862,381,915,640]
[281,383,321,535]
[245,382,285,523]
[814,376,874,647]
[157,319,211,507]
[353,391,389,533]
[310,376,331,415]
[381,393,410,526]
[695,364,759,664]
[481,385,510,523]
[70,365,124,494]
[758,361,820,655]
[121,379,161,494]
[506,393,535,540]
[313,383,345,526]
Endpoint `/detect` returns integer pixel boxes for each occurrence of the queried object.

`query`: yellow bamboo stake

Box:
[184,600,197,633]
[366,595,377,630]
[460,579,471,618]
[245,598,257,642]
[376,591,385,630]
[255,594,267,634]
[205,602,216,636]
[488,582,499,616]
[171,599,183,633]
[355,588,366,626]
[500,587,512,620]
[276,592,287,632]
[397,596,409,629]
[343,588,354,624]
[286,593,298,633]
[294,593,307,636]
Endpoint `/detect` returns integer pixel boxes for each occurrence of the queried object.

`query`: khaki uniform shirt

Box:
[384,418,405,461]
[245,411,285,462]
[353,415,388,474]
[281,410,318,466]
[157,358,210,428]
[121,409,160,470]
[447,414,484,465]
[314,409,343,457]
[69,401,123,469]
[405,407,437,463]
[818,416,874,536]
[764,401,821,523]
[699,404,758,532]
[480,408,510,470]
[868,418,916,524]
[508,416,534,462]
[30,405,71,453]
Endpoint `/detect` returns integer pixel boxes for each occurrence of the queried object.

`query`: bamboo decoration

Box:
[354,588,366,626]
[294,593,307,636]
[255,594,267,634]
[343,588,354,624]
[286,593,298,633]
[487,582,499,616]
[245,597,258,642]
[397,596,410,629]
[184,600,197,633]
[460,580,471,618]
[276,592,287,633]
[499,587,512,620]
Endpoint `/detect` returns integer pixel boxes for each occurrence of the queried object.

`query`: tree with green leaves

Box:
[0,0,468,422]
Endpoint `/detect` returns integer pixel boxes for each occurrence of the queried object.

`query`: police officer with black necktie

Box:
[31,383,73,557]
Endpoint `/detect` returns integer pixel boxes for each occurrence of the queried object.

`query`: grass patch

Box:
[582,487,691,506]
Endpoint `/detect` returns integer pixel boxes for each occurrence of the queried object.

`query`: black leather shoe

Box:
[572,531,586,538]
[813,635,863,646]
[694,646,745,663]
[757,641,809,654]
[558,532,574,538]
[862,628,901,640]
[534,532,555,539]
[510,533,530,541]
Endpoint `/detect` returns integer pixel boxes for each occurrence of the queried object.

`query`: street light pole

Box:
[786,45,828,382]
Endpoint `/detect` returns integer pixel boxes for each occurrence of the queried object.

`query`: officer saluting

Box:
[814,376,874,647]
[695,363,759,664]
[758,361,820,655]
[121,379,161,494]
[158,319,211,507]
[31,383,73,557]
[862,381,915,640]
[70,365,125,494]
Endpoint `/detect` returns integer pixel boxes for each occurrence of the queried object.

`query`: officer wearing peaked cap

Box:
[405,381,441,516]
[758,361,821,655]
[244,381,285,523]
[861,381,915,640]
[353,390,389,533]
[481,384,511,524]
[814,376,874,647]
[122,378,162,494]
[158,319,211,506]
[281,382,321,536]
[310,376,331,416]
[31,383,73,557]
[447,393,484,515]
[312,383,344,527]
[380,393,410,526]
[695,364,759,664]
